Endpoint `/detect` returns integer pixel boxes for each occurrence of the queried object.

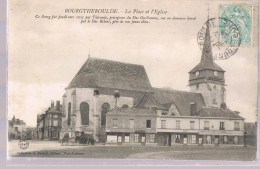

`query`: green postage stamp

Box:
[219,4,253,47]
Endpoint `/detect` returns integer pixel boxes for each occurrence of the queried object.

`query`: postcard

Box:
[6,0,259,165]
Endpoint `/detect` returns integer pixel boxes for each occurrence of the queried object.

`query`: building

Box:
[105,20,244,146]
[26,127,38,140]
[244,122,257,147]
[60,58,153,141]
[106,107,158,146]
[60,19,245,146]
[244,122,257,135]
[37,101,62,140]
[8,116,27,140]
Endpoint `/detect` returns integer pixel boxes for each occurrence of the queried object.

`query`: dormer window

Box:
[122,104,129,109]
[161,111,168,115]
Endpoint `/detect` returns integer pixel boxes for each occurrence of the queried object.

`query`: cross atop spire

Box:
[88,39,92,58]
[207,3,210,20]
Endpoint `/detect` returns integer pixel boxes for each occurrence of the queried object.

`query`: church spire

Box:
[189,9,224,74]
[200,19,214,65]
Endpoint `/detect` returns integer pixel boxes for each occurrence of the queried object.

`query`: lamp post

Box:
[244,131,247,147]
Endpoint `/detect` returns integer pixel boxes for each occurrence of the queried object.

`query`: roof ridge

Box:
[88,57,145,67]
[153,87,201,94]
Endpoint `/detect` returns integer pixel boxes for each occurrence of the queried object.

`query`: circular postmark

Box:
[197,17,241,60]
[18,139,29,150]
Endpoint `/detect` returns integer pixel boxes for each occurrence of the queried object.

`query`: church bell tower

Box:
[189,19,226,108]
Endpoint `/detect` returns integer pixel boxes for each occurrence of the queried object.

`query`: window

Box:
[53,130,58,138]
[224,136,228,144]
[206,135,212,144]
[149,134,155,143]
[161,120,166,129]
[53,120,58,127]
[134,134,139,142]
[67,103,71,126]
[190,121,195,129]
[117,136,122,142]
[220,122,225,130]
[72,94,76,114]
[80,102,89,125]
[146,120,151,128]
[129,119,134,129]
[188,135,196,144]
[175,135,181,144]
[234,122,240,130]
[48,115,51,126]
[112,119,118,128]
[101,103,110,126]
[234,136,238,144]
[125,134,130,143]
[204,121,209,130]
[107,135,117,143]
[176,120,180,129]
[190,103,196,116]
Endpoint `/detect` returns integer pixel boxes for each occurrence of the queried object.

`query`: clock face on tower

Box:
[214,71,218,76]
[195,71,200,76]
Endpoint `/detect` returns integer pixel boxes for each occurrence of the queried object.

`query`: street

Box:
[8,140,256,161]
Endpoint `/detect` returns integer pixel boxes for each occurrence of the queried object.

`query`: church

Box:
[60,20,245,146]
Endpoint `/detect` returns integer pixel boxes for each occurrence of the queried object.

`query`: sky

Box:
[8,0,258,126]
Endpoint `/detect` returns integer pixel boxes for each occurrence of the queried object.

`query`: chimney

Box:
[51,100,54,108]
[190,103,197,116]
[12,116,15,123]
[94,89,99,96]
[221,102,227,110]
[151,106,157,114]
[56,101,61,111]
[234,111,240,115]
[114,90,120,109]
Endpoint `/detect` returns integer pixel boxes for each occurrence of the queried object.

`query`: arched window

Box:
[67,103,71,126]
[80,102,89,125]
[101,103,110,126]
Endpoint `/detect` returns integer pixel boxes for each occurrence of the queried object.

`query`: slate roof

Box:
[152,88,206,116]
[9,119,26,125]
[189,20,224,73]
[96,87,146,106]
[189,62,225,73]
[67,57,153,92]
[134,93,167,110]
[108,107,157,116]
[47,104,62,114]
[197,107,244,119]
